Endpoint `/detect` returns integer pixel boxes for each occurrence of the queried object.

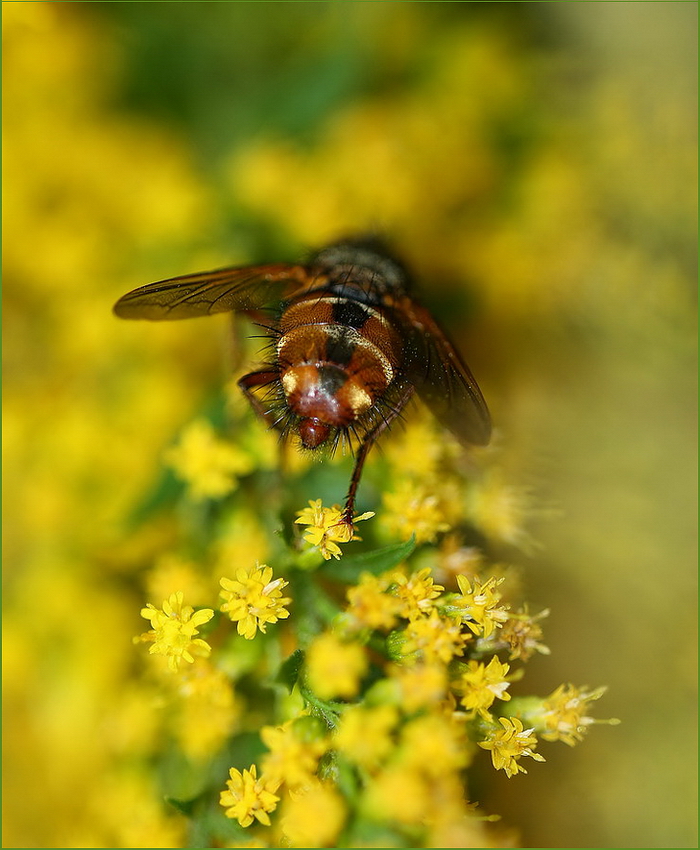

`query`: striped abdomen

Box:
[276,292,403,448]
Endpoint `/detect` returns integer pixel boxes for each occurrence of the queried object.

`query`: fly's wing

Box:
[393,296,491,446]
[113,263,321,320]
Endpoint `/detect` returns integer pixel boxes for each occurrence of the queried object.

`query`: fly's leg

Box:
[238,369,282,430]
[238,368,289,513]
[238,367,291,467]
[342,384,415,525]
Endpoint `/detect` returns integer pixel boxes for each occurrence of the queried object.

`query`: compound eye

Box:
[299,417,331,449]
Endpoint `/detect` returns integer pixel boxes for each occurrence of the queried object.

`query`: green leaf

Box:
[299,684,344,729]
[322,536,416,582]
[165,796,198,818]
[158,747,210,802]
[276,648,305,693]
[187,793,249,848]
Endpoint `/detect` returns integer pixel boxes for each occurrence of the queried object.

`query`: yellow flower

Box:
[212,508,271,585]
[165,418,254,501]
[383,406,459,481]
[399,713,471,776]
[294,499,374,560]
[465,469,535,550]
[402,609,470,665]
[389,662,448,712]
[364,757,470,831]
[305,632,367,700]
[453,656,512,720]
[345,571,403,631]
[497,607,550,661]
[260,721,328,789]
[363,765,430,825]
[220,564,291,640]
[145,554,211,608]
[382,480,450,544]
[280,780,346,847]
[392,566,445,621]
[137,592,214,672]
[427,807,498,850]
[333,704,398,772]
[435,536,484,587]
[478,716,545,778]
[220,764,281,827]
[539,684,610,746]
[174,661,241,760]
[454,574,510,639]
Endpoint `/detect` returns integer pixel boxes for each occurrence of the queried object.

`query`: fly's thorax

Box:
[310,239,408,293]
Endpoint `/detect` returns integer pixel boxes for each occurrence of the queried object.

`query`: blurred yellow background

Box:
[3,3,696,847]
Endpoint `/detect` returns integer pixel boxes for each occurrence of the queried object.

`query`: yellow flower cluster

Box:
[392,566,445,620]
[346,572,404,631]
[402,609,471,665]
[127,450,614,847]
[260,719,329,789]
[219,700,477,846]
[126,473,611,843]
[305,633,368,700]
[127,382,612,844]
[220,563,291,640]
[220,764,281,828]
[138,591,214,672]
[220,721,345,844]
[453,656,513,720]
[478,717,546,778]
[454,574,511,639]
[538,684,616,746]
[295,499,374,560]
[173,662,241,760]
[209,550,605,841]
[375,406,539,553]
[165,418,255,501]
[382,480,452,544]
[465,469,538,551]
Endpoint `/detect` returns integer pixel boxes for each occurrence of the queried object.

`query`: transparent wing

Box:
[393,296,491,446]
[113,263,320,320]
